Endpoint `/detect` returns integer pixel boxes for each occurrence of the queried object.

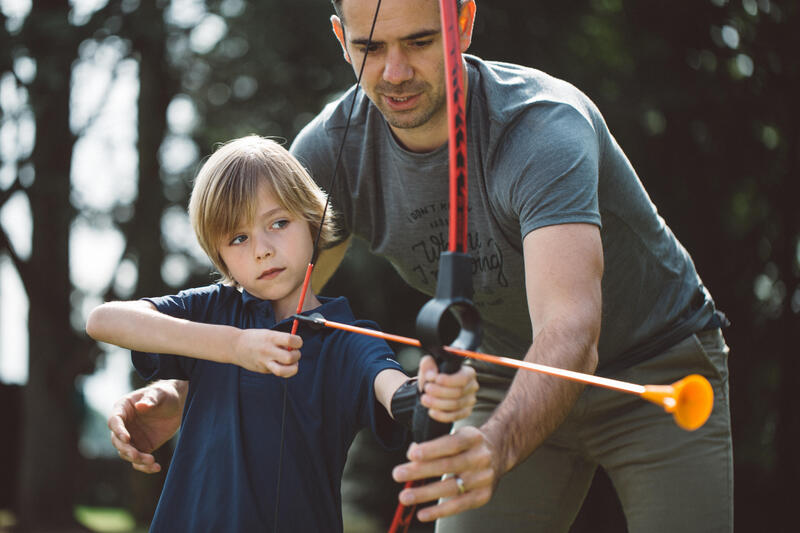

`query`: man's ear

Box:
[330,15,352,64]
[458,0,477,52]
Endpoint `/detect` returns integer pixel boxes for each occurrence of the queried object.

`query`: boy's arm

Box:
[375,356,478,424]
[85,300,302,376]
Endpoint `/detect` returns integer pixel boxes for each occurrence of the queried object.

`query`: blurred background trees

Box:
[0,0,796,531]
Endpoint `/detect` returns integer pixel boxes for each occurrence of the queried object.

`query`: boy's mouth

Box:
[258,268,284,280]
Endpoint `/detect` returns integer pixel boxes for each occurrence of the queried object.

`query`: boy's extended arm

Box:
[375,356,478,424]
[85,300,302,376]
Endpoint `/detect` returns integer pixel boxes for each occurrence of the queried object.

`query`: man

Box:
[108,1,732,531]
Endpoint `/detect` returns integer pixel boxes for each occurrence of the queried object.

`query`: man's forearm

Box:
[481,317,598,476]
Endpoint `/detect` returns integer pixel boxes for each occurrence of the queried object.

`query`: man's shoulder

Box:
[468,55,599,125]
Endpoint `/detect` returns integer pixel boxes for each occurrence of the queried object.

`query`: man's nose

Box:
[383,47,413,85]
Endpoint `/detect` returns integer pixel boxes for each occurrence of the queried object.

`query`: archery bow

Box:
[388,1,480,531]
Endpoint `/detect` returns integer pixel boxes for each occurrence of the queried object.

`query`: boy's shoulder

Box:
[311,296,385,332]
[313,295,354,322]
[146,283,249,324]
[149,283,240,306]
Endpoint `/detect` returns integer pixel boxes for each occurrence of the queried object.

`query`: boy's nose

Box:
[254,235,273,261]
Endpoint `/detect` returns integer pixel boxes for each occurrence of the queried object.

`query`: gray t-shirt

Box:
[291,55,714,378]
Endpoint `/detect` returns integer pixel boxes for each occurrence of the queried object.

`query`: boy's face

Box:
[217,183,315,320]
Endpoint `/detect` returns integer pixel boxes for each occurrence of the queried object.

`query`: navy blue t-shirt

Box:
[132,284,406,532]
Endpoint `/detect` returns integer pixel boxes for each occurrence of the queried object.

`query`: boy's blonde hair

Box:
[189,135,336,285]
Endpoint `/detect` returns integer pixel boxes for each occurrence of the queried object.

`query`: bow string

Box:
[274,2,384,532]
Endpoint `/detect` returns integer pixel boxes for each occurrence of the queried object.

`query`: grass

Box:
[74,506,146,533]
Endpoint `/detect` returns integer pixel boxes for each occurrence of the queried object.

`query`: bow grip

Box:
[413,252,482,442]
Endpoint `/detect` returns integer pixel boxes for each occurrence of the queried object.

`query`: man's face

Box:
[334,0,449,142]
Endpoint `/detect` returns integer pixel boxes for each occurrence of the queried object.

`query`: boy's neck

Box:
[273,291,322,323]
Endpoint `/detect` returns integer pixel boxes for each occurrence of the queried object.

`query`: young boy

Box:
[86,136,478,532]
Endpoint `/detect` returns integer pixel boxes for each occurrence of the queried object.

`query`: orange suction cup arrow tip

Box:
[641,374,713,431]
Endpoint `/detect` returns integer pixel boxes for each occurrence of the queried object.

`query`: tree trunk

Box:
[16,1,88,530]
[119,3,178,525]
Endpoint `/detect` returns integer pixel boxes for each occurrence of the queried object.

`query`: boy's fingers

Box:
[417,355,437,391]
[281,333,303,350]
[421,393,475,413]
[267,360,299,378]
[432,365,476,387]
[272,348,301,366]
[426,406,472,423]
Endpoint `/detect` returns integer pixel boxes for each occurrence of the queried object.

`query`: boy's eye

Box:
[271,219,289,230]
[230,234,247,245]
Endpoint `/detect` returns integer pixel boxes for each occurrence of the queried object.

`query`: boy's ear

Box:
[331,15,352,64]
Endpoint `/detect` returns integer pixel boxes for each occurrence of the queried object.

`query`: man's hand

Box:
[108,379,186,474]
[417,355,478,423]
[391,426,500,522]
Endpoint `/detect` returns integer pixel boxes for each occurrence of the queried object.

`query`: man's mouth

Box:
[383,93,420,109]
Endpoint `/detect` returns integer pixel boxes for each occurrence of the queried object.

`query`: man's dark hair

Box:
[331,0,464,23]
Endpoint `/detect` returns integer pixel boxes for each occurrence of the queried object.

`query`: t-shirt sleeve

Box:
[290,109,354,246]
[334,323,407,450]
[131,285,221,381]
[494,103,603,239]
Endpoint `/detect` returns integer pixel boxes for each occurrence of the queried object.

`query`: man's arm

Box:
[482,222,602,474]
[311,236,352,292]
[392,222,603,521]
[107,379,187,473]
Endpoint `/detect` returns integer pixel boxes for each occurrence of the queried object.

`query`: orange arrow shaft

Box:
[319,318,646,395]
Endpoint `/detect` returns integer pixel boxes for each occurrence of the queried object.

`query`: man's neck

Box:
[390,119,449,153]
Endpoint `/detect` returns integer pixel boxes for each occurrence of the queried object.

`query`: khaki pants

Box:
[437,329,733,533]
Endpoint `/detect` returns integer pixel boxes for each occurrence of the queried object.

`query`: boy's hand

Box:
[417,355,478,423]
[233,329,303,376]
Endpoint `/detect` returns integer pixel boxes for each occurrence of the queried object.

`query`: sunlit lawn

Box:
[74,506,147,533]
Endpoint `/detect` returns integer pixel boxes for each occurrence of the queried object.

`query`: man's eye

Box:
[410,39,433,48]
[358,43,380,53]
